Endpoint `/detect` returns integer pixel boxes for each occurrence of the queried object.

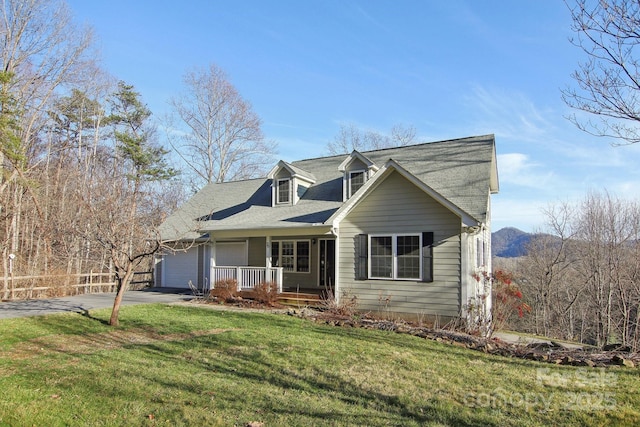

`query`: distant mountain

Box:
[492,227,533,258]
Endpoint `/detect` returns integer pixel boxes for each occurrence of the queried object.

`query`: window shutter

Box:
[422,232,434,282]
[354,234,368,280]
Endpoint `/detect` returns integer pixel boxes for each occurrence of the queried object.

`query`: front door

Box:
[319,239,336,296]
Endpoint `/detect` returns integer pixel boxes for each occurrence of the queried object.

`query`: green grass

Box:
[0,304,638,426]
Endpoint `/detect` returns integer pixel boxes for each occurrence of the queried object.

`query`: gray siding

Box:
[346,158,367,172]
[338,171,461,317]
[275,169,290,179]
[248,237,266,266]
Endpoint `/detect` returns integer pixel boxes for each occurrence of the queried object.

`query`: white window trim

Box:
[271,239,311,274]
[276,178,291,205]
[348,169,366,198]
[368,233,422,281]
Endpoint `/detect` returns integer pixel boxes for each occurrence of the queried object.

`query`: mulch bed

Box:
[285,307,639,369]
[197,297,638,369]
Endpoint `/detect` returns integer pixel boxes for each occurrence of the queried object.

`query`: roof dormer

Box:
[267,161,316,207]
[338,151,379,201]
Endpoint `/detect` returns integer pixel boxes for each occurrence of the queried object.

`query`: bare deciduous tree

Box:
[515,191,640,349]
[573,191,639,347]
[327,122,416,155]
[167,64,275,190]
[0,0,95,161]
[98,82,177,326]
[520,202,578,338]
[0,0,95,295]
[562,0,640,144]
[0,2,182,314]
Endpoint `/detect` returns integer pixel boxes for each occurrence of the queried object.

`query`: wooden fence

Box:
[1,271,154,300]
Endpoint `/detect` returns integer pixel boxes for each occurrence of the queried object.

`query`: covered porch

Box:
[202,266,324,306]
[159,229,337,301]
[206,233,337,296]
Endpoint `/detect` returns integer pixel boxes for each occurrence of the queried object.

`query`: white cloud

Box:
[498,153,531,176]
[463,85,554,142]
[497,152,555,189]
[464,86,640,171]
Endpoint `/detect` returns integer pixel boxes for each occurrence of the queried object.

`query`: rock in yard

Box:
[611,355,635,368]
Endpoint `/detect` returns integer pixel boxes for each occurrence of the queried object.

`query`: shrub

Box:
[377,291,393,319]
[465,269,531,337]
[492,269,531,332]
[210,278,239,302]
[252,281,279,306]
[321,289,359,317]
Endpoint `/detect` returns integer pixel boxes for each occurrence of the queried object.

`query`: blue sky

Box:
[68,0,640,232]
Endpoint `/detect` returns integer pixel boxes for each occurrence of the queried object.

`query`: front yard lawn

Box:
[0,303,638,426]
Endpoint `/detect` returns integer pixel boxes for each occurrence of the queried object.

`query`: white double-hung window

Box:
[348,170,366,198]
[271,240,310,273]
[369,234,421,280]
[276,178,291,204]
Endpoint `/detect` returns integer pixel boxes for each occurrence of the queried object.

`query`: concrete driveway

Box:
[0,288,193,319]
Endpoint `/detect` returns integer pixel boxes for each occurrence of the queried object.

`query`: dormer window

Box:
[276,178,291,204]
[349,170,366,197]
[268,161,316,207]
[339,150,379,201]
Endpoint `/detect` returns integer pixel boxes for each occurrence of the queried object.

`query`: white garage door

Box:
[162,247,199,288]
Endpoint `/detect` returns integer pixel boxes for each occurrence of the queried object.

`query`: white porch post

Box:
[203,244,211,292]
[236,267,242,291]
[265,236,272,268]
[210,239,216,289]
[276,268,283,293]
[333,227,340,303]
[266,236,281,292]
[211,238,217,266]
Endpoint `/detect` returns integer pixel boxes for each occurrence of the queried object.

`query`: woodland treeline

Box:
[0,0,183,302]
[0,0,271,319]
[502,192,640,350]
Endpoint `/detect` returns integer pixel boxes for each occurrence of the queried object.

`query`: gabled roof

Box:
[159,134,498,241]
[337,150,379,172]
[267,160,316,184]
[328,158,479,226]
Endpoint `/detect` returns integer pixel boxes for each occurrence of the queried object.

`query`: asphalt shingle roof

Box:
[159,135,497,241]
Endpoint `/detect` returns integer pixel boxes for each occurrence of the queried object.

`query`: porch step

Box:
[277,292,323,308]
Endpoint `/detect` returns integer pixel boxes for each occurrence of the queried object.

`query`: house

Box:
[156,134,499,320]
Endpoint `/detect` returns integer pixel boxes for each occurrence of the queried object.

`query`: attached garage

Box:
[157,242,249,289]
[157,246,201,289]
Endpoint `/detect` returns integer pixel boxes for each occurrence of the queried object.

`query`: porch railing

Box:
[211,266,283,293]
